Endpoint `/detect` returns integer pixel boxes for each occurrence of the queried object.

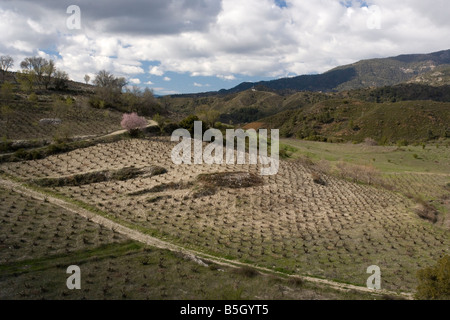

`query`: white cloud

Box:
[149,66,164,76]
[144,80,154,85]
[193,82,211,87]
[152,87,179,95]
[163,76,171,81]
[217,74,236,81]
[129,78,141,84]
[1,0,450,86]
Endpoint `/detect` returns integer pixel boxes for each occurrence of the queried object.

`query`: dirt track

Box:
[0,176,414,299]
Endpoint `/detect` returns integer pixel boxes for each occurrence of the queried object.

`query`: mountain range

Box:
[205,49,450,95]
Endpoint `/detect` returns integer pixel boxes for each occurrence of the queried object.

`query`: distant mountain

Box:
[219,49,450,94]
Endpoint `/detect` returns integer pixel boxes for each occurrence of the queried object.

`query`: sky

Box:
[1,0,450,95]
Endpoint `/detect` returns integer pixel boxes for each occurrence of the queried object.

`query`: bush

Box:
[0,81,14,100]
[28,92,38,103]
[311,172,326,186]
[233,266,259,278]
[161,122,179,135]
[288,277,304,287]
[121,112,147,136]
[178,115,199,133]
[416,255,450,300]
[88,96,106,109]
[397,139,409,147]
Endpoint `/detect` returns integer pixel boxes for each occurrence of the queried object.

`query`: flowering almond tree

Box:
[121,112,147,136]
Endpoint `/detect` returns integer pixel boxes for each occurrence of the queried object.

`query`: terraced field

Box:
[0,185,375,300]
[0,101,122,141]
[0,186,128,264]
[2,137,448,293]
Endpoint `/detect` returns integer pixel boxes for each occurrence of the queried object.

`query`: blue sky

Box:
[1,0,449,95]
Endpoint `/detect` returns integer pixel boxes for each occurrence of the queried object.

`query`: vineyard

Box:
[0,186,377,300]
[1,137,448,293]
[0,97,123,141]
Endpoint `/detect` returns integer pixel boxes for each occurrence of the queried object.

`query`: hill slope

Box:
[260,99,450,144]
[220,49,450,94]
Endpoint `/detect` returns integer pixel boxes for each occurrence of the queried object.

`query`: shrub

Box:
[279,144,298,159]
[288,277,304,287]
[233,266,259,278]
[416,255,450,300]
[178,115,199,133]
[0,81,14,100]
[89,96,106,109]
[120,112,147,136]
[397,139,409,147]
[161,122,179,135]
[28,92,38,103]
[311,172,326,186]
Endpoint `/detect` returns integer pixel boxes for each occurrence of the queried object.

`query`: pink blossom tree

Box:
[121,112,147,136]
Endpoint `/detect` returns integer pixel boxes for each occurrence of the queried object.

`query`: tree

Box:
[93,70,126,89]
[140,87,160,116]
[0,55,14,80]
[53,70,69,91]
[93,70,127,108]
[20,56,56,89]
[42,59,56,89]
[122,86,141,113]
[84,74,90,85]
[120,112,147,136]
[122,86,161,116]
[20,57,46,82]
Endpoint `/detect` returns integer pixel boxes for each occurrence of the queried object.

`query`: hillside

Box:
[260,99,450,144]
[161,90,333,123]
[408,65,450,86]
[163,83,450,145]
[218,49,450,94]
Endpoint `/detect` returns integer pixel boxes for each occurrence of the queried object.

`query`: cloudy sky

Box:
[1,0,449,95]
